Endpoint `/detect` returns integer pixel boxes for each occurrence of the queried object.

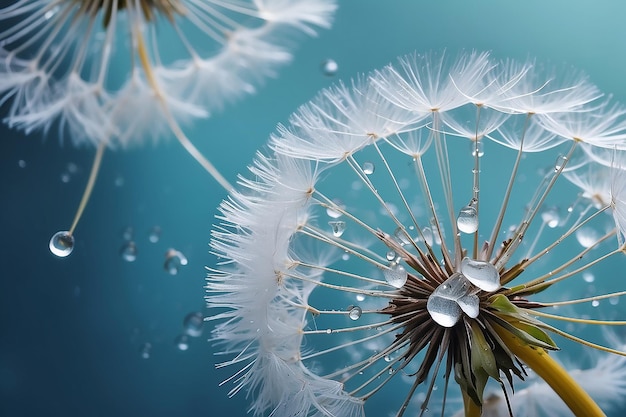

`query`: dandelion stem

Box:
[135,29,232,191]
[493,323,605,417]
[69,141,105,235]
[461,391,482,417]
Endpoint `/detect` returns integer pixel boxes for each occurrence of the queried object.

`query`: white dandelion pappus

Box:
[207,51,626,417]
[1,0,337,256]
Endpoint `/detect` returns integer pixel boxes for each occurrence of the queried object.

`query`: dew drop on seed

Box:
[175,334,190,351]
[320,58,338,76]
[427,282,463,328]
[49,231,74,257]
[328,221,346,237]
[362,161,375,175]
[148,226,161,243]
[470,140,484,157]
[457,293,480,318]
[591,299,600,307]
[183,312,204,337]
[384,263,408,288]
[554,155,568,171]
[348,305,362,320]
[164,249,188,275]
[457,200,478,234]
[460,257,500,292]
[120,241,138,262]
[394,227,411,246]
[386,250,397,261]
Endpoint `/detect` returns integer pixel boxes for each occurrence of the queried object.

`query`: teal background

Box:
[2,1,626,415]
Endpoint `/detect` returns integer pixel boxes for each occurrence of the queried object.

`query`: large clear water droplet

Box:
[362,161,375,175]
[457,199,478,234]
[554,155,568,171]
[348,305,362,320]
[457,293,480,318]
[120,241,138,262]
[383,263,408,288]
[427,274,471,327]
[183,312,204,337]
[328,221,346,237]
[164,249,188,275]
[326,199,344,219]
[49,231,74,257]
[460,257,500,292]
[320,58,338,76]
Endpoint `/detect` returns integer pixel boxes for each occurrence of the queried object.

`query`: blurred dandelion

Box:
[207,51,626,416]
[1,0,337,256]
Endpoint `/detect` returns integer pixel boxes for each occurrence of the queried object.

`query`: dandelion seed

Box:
[207,51,626,417]
[1,0,337,255]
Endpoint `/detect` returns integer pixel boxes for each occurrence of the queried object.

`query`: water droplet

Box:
[139,342,152,359]
[394,227,411,246]
[541,206,560,228]
[460,257,500,292]
[49,231,74,257]
[328,221,346,237]
[457,293,480,318]
[174,334,190,351]
[18,159,26,168]
[362,161,375,175]
[148,226,161,243]
[582,272,595,283]
[60,172,71,183]
[122,226,133,241]
[457,200,478,234]
[164,249,188,275]
[342,252,350,261]
[325,328,332,334]
[575,227,599,248]
[422,227,434,246]
[384,355,392,362]
[428,275,472,327]
[470,140,484,157]
[356,294,365,302]
[120,241,138,262]
[591,299,600,307]
[554,155,568,171]
[386,250,397,261]
[183,312,204,337]
[348,305,362,320]
[610,296,619,305]
[383,263,408,288]
[320,58,338,76]
[326,199,344,219]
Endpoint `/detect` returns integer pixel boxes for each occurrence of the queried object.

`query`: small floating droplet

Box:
[362,161,375,175]
[148,226,161,243]
[348,305,362,320]
[541,206,560,228]
[460,257,500,292]
[49,231,74,257]
[174,334,190,351]
[139,342,152,359]
[383,263,408,288]
[457,200,478,234]
[120,241,138,262]
[320,58,338,76]
[582,272,595,283]
[183,312,204,337]
[164,249,188,275]
[356,294,365,302]
[18,159,26,168]
[575,227,599,248]
[328,221,346,237]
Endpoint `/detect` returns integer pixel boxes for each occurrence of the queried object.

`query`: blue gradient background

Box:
[2,1,626,416]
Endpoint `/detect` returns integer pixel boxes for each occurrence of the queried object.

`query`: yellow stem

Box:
[69,141,106,235]
[461,390,482,417]
[492,323,606,417]
[135,27,233,192]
